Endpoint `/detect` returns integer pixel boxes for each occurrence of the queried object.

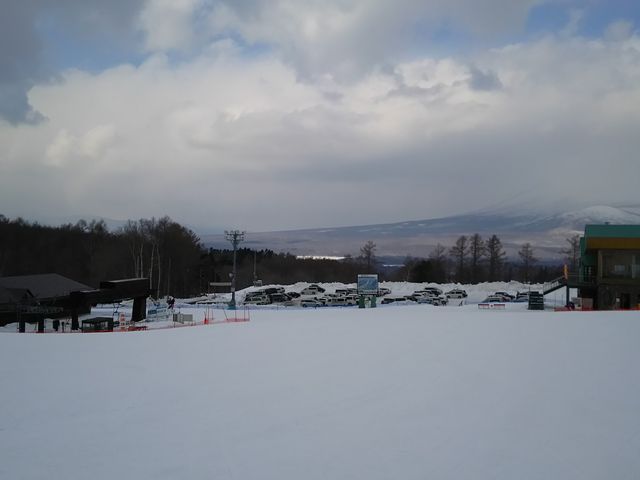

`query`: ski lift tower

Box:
[225,230,245,309]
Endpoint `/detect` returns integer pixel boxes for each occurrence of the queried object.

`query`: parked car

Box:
[381,296,409,305]
[377,287,392,296]
[423,287,443,296]
[493,291,515,301]
[301,285,326,295]
[263,287,285,295]
[244,291,269,302]
[268,293,289,303]
[345,295,359,306]
[445,289,468,299]
[327,296,355,306]
[315,296,331,306]
[301,298,322,308]
[412,293,448,306]
[244,295,270,305]
[413,295,434,304]
[482,295,507,303]
[431,296,448,306]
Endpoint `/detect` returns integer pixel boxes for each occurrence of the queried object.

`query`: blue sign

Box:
[357,274,379,295]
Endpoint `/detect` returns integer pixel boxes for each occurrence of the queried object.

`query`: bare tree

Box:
[360,240,377,272]
[561,234,580,273]
[429,243,448,283]
[486,235,506,281]
[449,236,468,282]
[359,240,377,272]
[518,243,537,283]
[469,233,486,283]
[121,220,145,277]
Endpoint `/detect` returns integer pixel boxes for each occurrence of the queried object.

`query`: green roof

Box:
[584,224,640,239]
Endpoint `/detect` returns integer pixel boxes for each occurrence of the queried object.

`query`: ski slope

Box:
[1,306,639,479]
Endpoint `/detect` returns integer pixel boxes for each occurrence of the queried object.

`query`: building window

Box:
[602,252,640,280]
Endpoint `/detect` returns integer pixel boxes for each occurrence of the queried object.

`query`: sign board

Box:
[357,274,379,295]
[209,282,232,287]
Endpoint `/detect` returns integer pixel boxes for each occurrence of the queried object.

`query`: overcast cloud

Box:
[1,1,639,231]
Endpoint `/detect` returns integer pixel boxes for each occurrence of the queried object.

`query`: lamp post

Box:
[225,230,245,309]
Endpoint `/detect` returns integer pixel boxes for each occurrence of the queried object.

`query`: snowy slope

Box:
[1,307,639,480]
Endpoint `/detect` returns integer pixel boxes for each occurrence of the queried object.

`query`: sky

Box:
[1,0,640,232]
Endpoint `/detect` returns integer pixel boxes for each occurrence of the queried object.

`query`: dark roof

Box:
[0,274,91,300]
[0,287,35,303]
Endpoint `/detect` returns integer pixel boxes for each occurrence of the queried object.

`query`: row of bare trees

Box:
[391,233,580,284]
[0,215,202,297]
[120,217,203,298]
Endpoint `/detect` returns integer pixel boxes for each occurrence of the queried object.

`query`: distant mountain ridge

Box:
[202,204,640,261]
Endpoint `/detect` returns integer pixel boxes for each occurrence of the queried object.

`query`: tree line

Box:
[389,233,580,284]
[0,215,371,296]
[0,215,581,297]
[0,215,202,297]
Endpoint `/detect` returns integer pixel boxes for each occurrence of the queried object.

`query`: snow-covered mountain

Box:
[202,205,640,260]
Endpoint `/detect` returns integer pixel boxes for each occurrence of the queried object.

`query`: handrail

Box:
[543,274,596,295]
[543,276,566,295]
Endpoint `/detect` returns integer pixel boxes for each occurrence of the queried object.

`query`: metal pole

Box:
[253,251,257,285]
[231,244,237,308]
[225,230,245,309]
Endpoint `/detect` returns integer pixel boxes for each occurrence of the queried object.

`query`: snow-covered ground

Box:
[1,304,639,479]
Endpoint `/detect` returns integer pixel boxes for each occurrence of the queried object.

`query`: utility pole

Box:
[253,251,257,285]
[225,230,245,309]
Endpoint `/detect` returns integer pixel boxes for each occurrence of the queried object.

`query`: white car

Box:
[300,285,326,295]
[345,295,359,306]
[244,295,270,305]
[431,296,448,306]
[446,289,468,299]
[301,298,322,308]
[381,296,411,305]
[483,295,506,303]
[413,294,448,306]
[327,297,351,306]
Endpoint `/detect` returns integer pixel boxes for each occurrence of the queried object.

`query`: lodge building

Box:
[578,224,640,310]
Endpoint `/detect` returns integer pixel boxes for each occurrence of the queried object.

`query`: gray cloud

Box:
[386,83,446,100]
[0,0,144,124]
[1,3,640,231]
[203,0,547,80]
[0,2,43,124]
[468,66,503,91]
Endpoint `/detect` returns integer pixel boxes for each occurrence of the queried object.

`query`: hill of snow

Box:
[1,306,639,479]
